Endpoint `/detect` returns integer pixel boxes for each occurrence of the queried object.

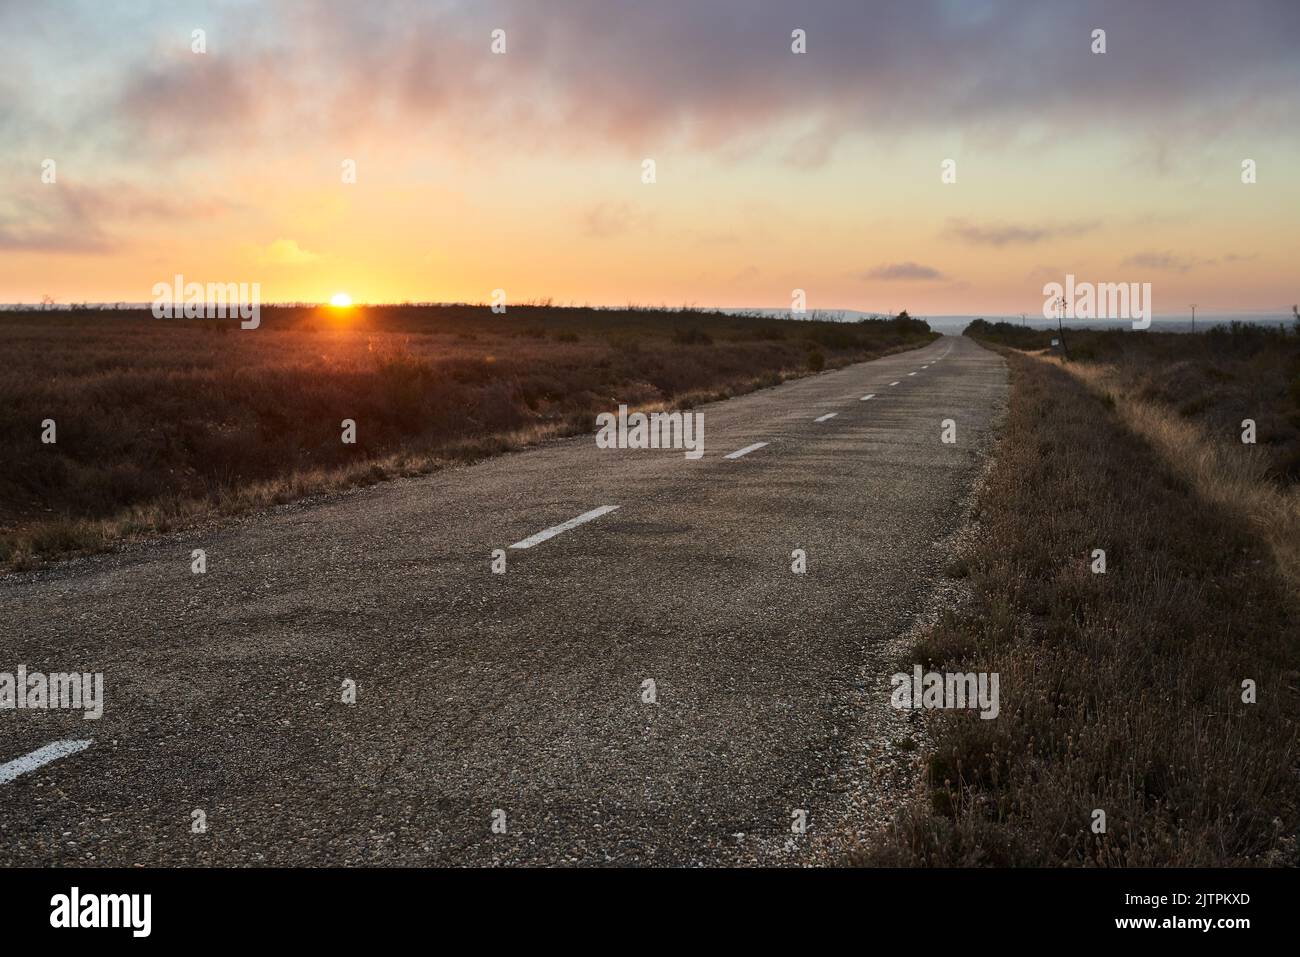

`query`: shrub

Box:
[671,327,713,346]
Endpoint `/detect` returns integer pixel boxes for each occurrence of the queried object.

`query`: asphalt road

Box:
[0,335,1007,866]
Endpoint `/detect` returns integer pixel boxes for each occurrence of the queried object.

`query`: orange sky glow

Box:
[2,1,1297,316]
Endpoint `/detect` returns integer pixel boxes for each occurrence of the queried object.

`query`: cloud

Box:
[115,53,270,151]
[862,261,947,281]
[0,179,214,256]
[12,0,1296,163]
[255,239,320,265]
[1120,251,1203,273]
[0,221,113,254]
[946,219,1100,247]
[0,187,108,254]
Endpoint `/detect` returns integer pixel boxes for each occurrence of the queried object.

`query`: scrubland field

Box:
[966,319,1300,482]
[865,321,1300,866]
[0,305,935,569]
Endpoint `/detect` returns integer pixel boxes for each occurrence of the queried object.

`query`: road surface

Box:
[0,335,1007,865]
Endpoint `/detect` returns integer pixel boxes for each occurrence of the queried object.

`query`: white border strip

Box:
[509,505,620,549]
[0,739,92,785]
[725,441,769,460]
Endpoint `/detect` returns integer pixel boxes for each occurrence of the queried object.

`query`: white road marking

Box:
[814,412,838,423]
[908,372,918,376]
[725,442,768,460]
[0,739,92,785]
[860,393,875,401]
[889,381,900,386]
[509,505,620,549]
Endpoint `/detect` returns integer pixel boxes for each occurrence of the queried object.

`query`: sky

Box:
[1,0,1298,315]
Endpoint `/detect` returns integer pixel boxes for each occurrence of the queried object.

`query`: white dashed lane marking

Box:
[0,740,92,785]
[814,412,838,423]
[725,442,769,460]
[889,381,900,386]
[509,505,620,549]
[861,394,875,401]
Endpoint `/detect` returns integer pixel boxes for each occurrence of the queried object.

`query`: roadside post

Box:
[1055,295,1068,357]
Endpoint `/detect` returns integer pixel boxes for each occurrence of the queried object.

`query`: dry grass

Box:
[860,348,1299,867]
[966,319,1300,481]
[0,304,935,569]
[1061,359,1300,592]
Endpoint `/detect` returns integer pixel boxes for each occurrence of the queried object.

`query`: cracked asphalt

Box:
[0,335,1006,865]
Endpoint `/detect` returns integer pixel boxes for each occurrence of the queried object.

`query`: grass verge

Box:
[861,348,1298,866]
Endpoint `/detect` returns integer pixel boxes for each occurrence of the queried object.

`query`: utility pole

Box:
[1190,303,1197,333]
[1021,313,1027,327]
[1055,296,1068,356]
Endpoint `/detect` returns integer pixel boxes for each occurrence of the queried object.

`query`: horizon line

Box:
[0,302,1296,319]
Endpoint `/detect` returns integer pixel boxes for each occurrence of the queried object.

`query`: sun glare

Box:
[329,292,353,308]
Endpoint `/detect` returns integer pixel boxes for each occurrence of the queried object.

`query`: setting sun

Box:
[329,292,352,308]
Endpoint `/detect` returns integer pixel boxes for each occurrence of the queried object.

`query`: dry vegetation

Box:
[862,326,1299,866]
[0,304,935,569]
[965,319,1300,481]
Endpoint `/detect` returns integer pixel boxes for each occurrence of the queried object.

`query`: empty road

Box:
[0,335,1007,865]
